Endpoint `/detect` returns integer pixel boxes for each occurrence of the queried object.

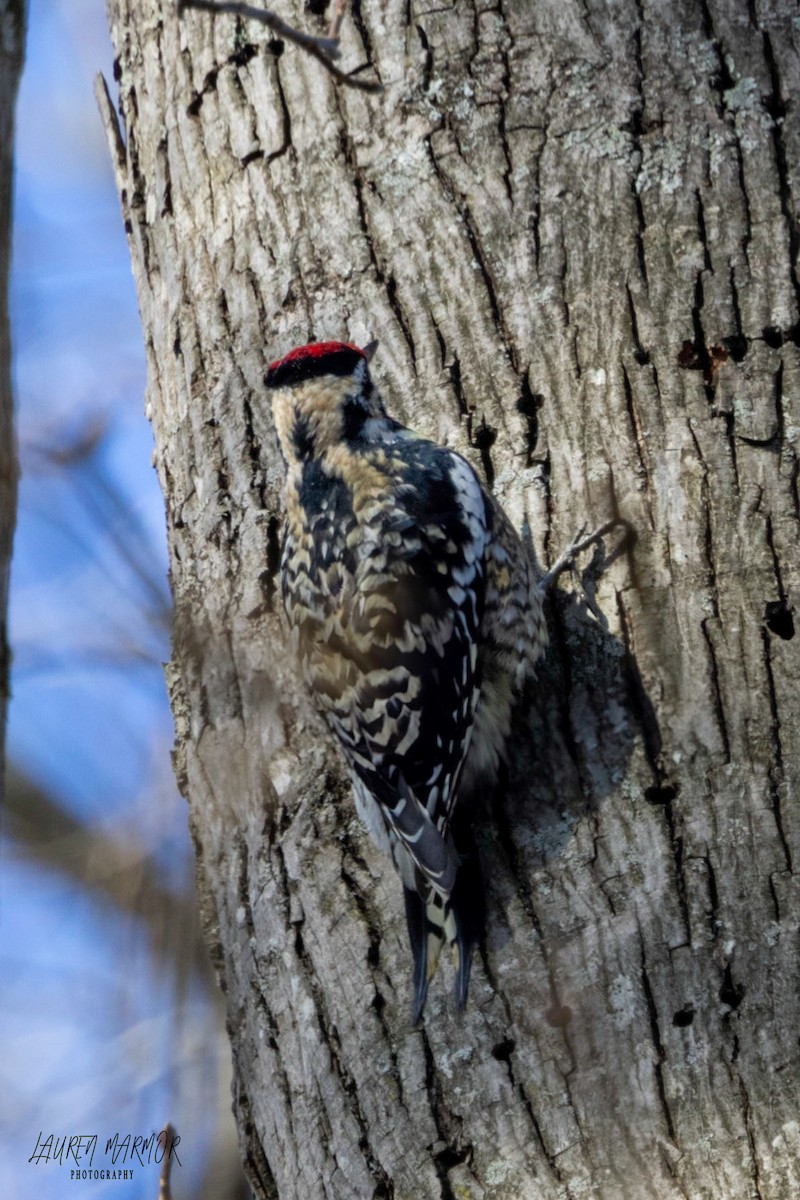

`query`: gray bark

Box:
[0,0,24,796]
[101,1,800,1197]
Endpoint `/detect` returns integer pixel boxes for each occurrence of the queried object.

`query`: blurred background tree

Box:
[0,0,24,784]
[1,2,245,1196]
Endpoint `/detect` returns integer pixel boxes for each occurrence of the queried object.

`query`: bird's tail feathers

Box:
[404,849,483,1024]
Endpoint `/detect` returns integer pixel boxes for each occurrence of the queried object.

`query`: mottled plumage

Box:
[266,341,547,1020]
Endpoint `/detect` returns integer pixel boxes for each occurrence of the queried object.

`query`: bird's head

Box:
[265,340,383,465]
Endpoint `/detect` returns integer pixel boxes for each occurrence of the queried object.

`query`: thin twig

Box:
[539,518,634,592]
[180,0,341,55]
[177,0,383,93]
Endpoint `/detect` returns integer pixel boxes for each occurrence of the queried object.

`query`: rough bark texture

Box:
[102,1,800,1196]
[0,0,24,796]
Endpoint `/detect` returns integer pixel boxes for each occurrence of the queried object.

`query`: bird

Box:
[265,339,549,1022]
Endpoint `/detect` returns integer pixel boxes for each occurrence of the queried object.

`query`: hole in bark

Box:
[723,333,748,362]
[268,38,285,57]
[434,1145,469,1171]
[677,337,707,373]
[765,600,795,640]
[644,783,678,805]
[367,938,380,968]
[515,390,539,418]
[516,383,543,463]
[544,1002,572,1029]
[371,989,385,1015]
[306,0,329,13]
[677,340,697,368]
[634,347,651,365]
[678,332,730,388]
[473,422,496,449]
[673,1006,695,1027]
[231,41,259,68]
[472,419,497,489]
[491,1037,516,1061]
[719,963,745,1010]
[762,325,784,348]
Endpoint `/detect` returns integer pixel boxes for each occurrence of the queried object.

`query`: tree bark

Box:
[101,1,800,1196]
[0,0,24,795]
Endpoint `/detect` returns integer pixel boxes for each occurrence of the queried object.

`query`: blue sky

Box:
[3,3,229,1197]
[10,0,168,817]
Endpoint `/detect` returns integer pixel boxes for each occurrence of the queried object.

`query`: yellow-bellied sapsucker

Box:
[266,341,548,1022]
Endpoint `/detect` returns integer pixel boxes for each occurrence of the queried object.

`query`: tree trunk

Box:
[101,1,800,1196]
[0,0,24,794]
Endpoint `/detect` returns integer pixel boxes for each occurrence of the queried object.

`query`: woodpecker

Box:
[266,340,548,1022]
